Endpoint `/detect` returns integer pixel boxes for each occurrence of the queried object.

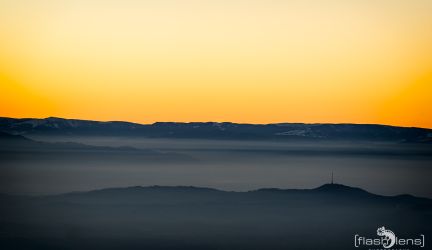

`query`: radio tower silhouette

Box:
[331,171,334,185]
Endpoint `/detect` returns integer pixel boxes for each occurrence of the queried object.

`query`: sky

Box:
[1,0,431,128]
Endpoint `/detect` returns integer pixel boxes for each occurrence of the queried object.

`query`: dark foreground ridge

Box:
[1,184,431,250]
[1,116,432,142]
[55,183,428,201]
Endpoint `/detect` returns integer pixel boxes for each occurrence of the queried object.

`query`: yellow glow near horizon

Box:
[1,0,431,127]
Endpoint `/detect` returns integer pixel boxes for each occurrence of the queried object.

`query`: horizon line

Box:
[1,115,432,130]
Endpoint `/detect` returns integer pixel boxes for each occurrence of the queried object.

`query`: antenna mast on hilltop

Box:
[331,171,334,184]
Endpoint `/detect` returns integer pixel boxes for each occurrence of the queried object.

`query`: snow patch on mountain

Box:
[275,130,307,136]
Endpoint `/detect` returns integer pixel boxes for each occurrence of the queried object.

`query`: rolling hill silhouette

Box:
[0,130,194,163]
[0,131,30,142]
[0,184,430,250]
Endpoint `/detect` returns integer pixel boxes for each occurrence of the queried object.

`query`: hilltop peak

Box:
[314,183,372,196]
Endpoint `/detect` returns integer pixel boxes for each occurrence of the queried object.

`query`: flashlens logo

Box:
[354,226,425,249]
[376,227,396,248]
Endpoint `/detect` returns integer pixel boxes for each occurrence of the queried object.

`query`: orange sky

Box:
[1,0,431,128]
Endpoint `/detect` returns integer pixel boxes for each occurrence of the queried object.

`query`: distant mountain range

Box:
[1,117,431,142]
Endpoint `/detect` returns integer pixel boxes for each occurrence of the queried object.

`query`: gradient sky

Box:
[1,0,431,127]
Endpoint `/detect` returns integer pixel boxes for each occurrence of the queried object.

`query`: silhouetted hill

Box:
[3,184,431,213]
[30,184,432,208]
[1,184,430,250]
[0,130,193,163]
[313,183,373,196]
[1,117,431,142]
[0,131,36,149]
[0,131,30,142]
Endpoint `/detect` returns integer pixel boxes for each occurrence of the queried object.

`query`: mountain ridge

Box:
[1,117,431,142]
[1,116,430,129]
